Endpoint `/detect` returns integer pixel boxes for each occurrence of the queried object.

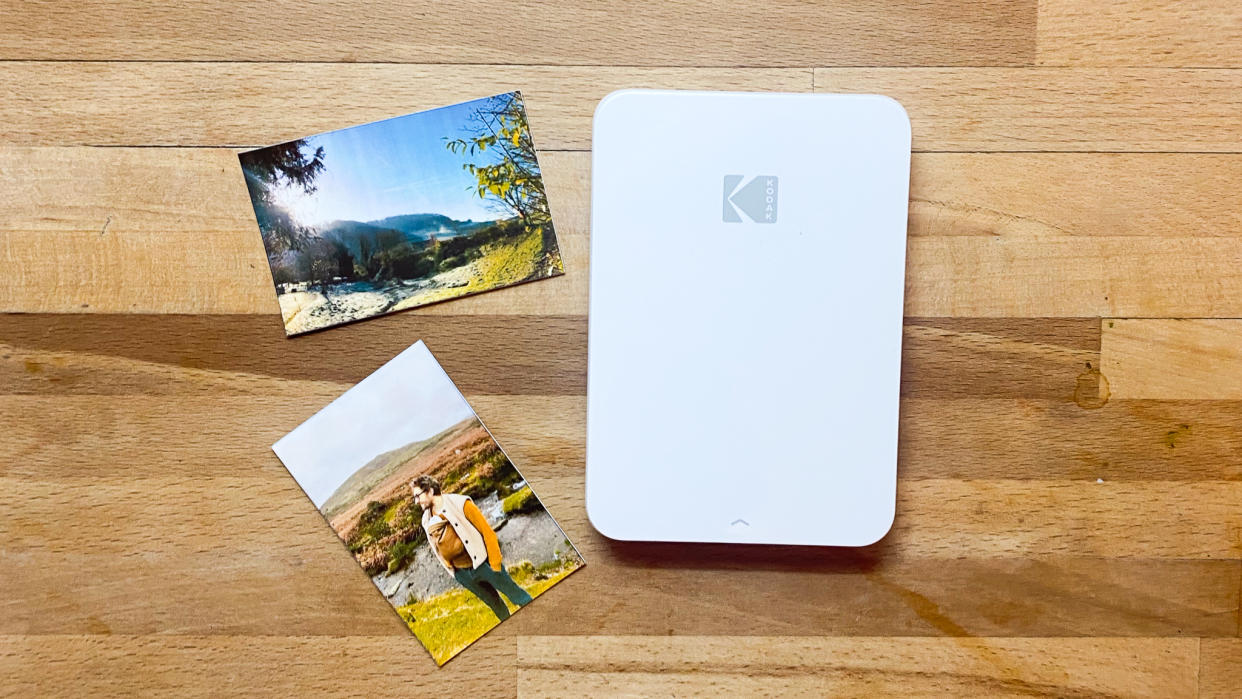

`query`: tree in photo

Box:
[239,139,326,255]
[445,93,551,234]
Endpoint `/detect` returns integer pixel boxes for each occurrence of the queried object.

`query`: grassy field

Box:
[392,225,553,310]
[397,560,582,665]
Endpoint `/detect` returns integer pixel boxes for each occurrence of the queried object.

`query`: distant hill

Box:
[315,214,496,262]
[367,213,492,239]
[321,417,479,518]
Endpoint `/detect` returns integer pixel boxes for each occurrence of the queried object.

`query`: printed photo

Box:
[272,341,584,665]
[239,92,565,335]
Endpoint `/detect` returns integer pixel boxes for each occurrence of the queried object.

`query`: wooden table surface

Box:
[3,2,1242,697]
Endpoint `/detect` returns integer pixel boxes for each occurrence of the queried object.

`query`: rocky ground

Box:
[278,271,468,335]
[370,503,575,607]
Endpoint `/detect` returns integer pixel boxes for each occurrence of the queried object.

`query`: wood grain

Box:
[1038,0,1242,67]
[0,314,588,396]
[909,153,1242,238]
[0,635,1201,698]
[0,635,513,694]
[1200,639,1242,699]
[9,66,1242,151]
[0,0,1037,66]
[1102,319,1242,399]
[5,552,1236,639]
[908,237,1242,317]
[516,636,1199,698]
[1,63,811,148]
[815,68,1242,151]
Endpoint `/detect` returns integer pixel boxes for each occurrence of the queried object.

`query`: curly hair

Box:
[410,474,442,495]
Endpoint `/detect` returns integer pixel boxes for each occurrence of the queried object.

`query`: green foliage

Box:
[396,560,582,665]
[280,238,356,294]
[393,499,423,531]
[506,560,536,578]
[473,223,546,288]
[352,499,392,545]
[387,539,419,574]
[444,93,552,233]
[360,500,387,526]
[274,214,535,295]
[449,445,523,501]
[350,497,426,575]
[239,139,326,254]
[369,243,437,281]
[502,486,539,516]
[241,140,326,193]
[438,254,465,272]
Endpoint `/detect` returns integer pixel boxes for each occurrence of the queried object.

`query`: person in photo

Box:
[409,475,534,620]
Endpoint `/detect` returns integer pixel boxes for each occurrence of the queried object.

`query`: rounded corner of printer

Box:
[584,490,639,542]
[593,88,652,124]
[863,94,913,149]
[847,505,898,548]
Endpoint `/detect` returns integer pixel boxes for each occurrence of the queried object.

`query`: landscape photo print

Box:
[272,341,584,665]
[239,92,564,335]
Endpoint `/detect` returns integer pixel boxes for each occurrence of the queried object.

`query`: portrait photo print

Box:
[239,92,565,335]
[272,341,584,665]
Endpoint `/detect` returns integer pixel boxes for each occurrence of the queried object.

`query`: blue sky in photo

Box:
[267,94,512,227]
[272,342,478,509]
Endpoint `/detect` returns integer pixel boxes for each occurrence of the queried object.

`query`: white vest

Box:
[422,493,489,573]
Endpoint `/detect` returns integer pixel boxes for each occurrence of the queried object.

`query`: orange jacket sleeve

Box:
[463,499,502,571]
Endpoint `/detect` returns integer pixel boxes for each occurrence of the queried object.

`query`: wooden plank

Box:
[5,549,1236,638]
[1200,640,1242,699]
[0,395,586,481]
[9,66,1242,151]
[901,318,1098,400]
[0,635,513,695]
[0,0,1036,66]
[0,635,1199,697]
[1037,0,1242,68]
[908,237,1242,317]
[883,480,1242,558]
[1102,320,1242,399]
[898,398,1242,480]
[815,68,1242,151]
[7,395,1240,482]
[0,314,588,396]
[516,636,1198,698]
[1,63,810,147]
[909,153,1242,238]
[0,549,407,637]
[6,475,1241,560]
[9,148,1242,316]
